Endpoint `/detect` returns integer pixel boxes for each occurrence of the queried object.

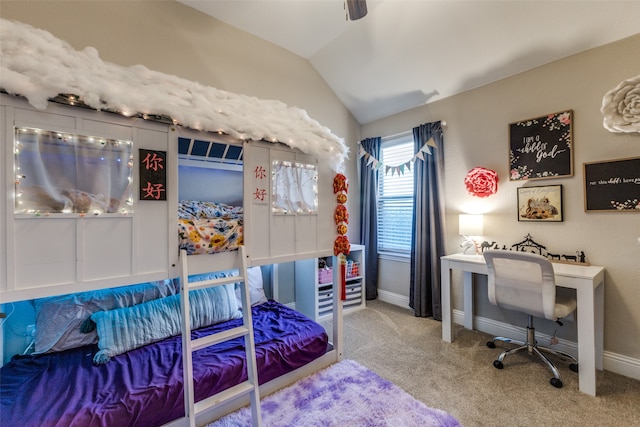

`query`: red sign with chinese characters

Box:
[139,149,167,201]
[252,164,268,204]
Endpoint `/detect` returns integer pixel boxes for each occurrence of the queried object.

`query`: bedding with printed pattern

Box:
[178,200,243,255]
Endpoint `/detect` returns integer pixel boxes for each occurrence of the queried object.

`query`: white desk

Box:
[440,253,605,396]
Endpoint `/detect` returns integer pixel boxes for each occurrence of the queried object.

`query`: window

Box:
[378,133,414,254]
[14,127,133,215]
[271,160,318,214]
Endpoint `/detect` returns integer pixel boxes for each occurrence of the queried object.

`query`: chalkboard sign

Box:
[509,110,573,181]
[584,157,640,212]
[139,149,167,201]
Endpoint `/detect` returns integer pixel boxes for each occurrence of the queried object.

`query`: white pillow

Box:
[236,266,268,307]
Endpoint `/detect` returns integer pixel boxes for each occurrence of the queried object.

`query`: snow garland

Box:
[0,19,349,169]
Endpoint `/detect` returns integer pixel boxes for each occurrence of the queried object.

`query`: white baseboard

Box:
[602,349,640,381]
[377,289,411,309]
[373,291,640,381]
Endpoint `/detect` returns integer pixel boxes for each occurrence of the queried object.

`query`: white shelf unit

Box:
[294,244,366,322]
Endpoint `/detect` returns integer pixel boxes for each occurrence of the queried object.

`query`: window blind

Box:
[378,136,414,253]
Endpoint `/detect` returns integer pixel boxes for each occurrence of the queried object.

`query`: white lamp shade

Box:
[459,214,483,236]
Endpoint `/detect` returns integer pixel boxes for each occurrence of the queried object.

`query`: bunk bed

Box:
[0,118,343,426]
[1,19,349,427]
[0,100,344,426]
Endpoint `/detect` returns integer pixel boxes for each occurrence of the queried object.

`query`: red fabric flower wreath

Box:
[464,167,498,198]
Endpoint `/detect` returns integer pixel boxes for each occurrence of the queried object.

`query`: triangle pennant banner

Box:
[360,135,436,172]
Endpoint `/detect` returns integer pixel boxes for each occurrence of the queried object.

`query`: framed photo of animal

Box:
[517,185,563,222]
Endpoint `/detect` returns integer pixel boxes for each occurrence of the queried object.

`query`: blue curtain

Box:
[409,122,446,319]
[359,137,381,300]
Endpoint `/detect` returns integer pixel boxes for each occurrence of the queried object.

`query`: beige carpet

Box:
[332,299,640,427]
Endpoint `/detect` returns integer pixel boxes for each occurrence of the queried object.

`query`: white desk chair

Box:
[483,250,579,388]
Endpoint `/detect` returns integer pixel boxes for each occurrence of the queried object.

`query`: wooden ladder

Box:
[179,247,262,427]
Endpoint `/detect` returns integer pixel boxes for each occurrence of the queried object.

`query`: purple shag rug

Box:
[209,359,462,427]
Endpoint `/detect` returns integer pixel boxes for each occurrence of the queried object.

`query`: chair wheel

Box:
[570,363,579,373]
[487,341,496,348]
[550,378,563,388]
[493,360,503,369]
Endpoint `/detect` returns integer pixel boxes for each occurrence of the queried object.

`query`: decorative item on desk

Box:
[459,214,484,255]
[511,233,546,254]
[480,241,497,252]
[553,251,590,266]
[510,234,590,265]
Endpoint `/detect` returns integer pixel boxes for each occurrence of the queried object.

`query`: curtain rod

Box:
[379,120,447,141]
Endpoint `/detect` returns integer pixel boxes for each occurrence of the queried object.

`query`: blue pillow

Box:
[33,279,178,353]
[91,283,241,364]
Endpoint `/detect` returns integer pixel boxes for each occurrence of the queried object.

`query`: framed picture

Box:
[509,110,573,181]
[584,157,640,212]
[517,185,563,222]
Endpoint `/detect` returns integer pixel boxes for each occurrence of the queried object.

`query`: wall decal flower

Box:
[464,167,499,198]
[601,74,640,133]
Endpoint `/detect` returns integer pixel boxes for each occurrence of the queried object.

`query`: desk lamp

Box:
[459,214,483,255]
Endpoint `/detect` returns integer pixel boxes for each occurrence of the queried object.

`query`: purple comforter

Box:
[0,301,328,427]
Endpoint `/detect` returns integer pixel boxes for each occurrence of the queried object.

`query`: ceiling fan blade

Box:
[347,0,368,21]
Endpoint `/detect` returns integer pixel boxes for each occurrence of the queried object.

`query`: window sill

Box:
[378,251,410,263]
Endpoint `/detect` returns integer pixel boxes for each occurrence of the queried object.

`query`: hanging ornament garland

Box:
[358,136,437,175]
[333,173,350,301]
[333,173,350,256]
[464,167,499,198]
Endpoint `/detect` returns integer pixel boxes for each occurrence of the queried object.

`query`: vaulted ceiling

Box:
[179,0,640,124]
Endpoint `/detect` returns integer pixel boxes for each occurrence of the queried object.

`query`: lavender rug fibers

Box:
[209,359,462,427]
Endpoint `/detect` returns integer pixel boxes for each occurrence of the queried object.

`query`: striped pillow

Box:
[91,283,241,364]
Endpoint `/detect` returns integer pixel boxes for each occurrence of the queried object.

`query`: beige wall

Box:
[363,34,640,362]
